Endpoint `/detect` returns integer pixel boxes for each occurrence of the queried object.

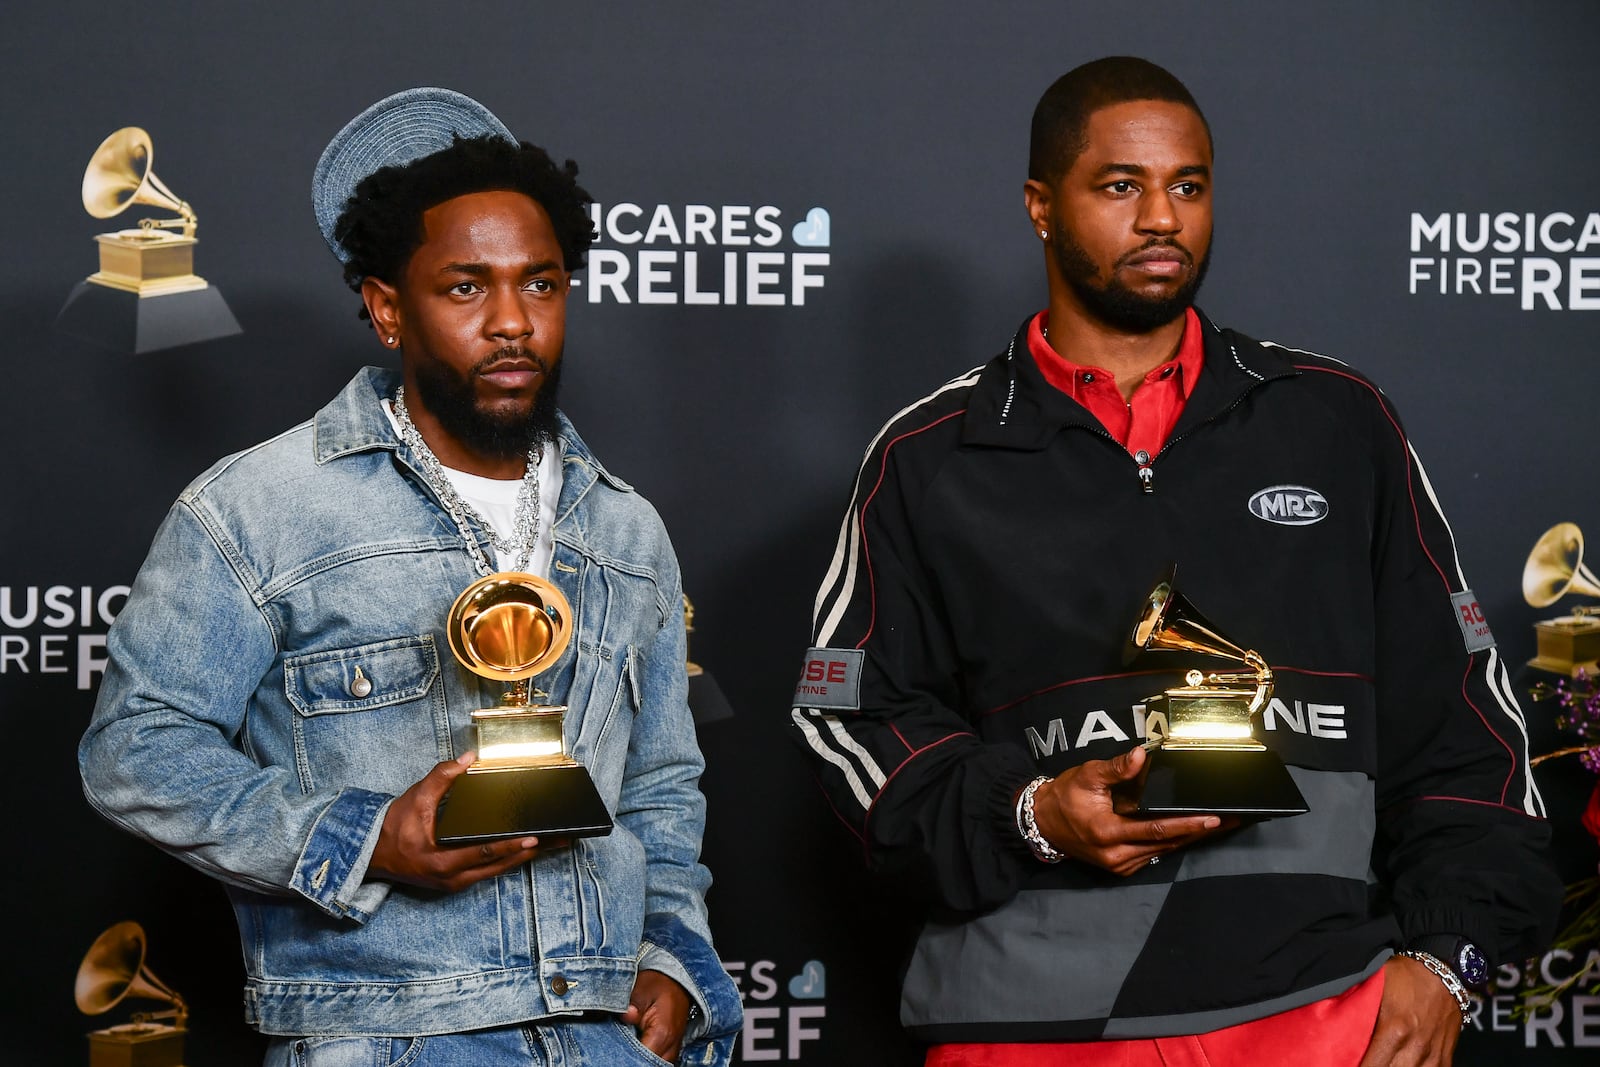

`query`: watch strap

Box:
[1408,934,1489,990]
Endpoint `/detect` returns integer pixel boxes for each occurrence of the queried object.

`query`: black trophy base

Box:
[56,280,242,354]
[435,763,614,845]
[688,668,735,724]
[1136,747,1309,818]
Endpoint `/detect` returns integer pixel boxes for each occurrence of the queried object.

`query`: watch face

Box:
[1456,943,1488,988]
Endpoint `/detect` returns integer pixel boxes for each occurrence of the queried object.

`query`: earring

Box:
[387,336,397,346]
[1039,230,1049,240]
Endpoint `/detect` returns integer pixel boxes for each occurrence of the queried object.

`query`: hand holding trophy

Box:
[433,573,614,844]
[1125,567,1308,818]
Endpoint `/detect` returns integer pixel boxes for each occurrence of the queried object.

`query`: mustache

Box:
[472,346,549,375]
[1117,239,1193,268]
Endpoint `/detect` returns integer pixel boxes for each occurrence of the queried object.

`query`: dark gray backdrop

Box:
[4,2,1597,1063]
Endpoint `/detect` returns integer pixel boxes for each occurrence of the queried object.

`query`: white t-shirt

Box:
[384,400,563,577]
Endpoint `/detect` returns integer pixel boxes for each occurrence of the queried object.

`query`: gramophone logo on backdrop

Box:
[55,125,241,353]
[1407,210,1600,310]
[579,201,831,306]
[1,584,127,691]
[77,921,188,1067]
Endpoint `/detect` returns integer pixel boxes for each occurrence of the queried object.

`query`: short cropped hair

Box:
[333,134,596,318]
[1028,57,1211,184]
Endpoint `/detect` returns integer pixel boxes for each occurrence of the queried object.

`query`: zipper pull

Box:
[1135,450,1154,494]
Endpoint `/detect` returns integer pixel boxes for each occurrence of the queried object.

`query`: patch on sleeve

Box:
[1451,590,1496,653]
[793,647,864,710]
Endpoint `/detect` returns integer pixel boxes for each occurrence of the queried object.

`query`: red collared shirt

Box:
[1026,306,1204,459]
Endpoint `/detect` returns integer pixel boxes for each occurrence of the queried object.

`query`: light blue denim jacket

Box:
[80,367,741,1061]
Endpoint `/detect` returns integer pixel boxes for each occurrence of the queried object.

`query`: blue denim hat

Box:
[312,87,515,264]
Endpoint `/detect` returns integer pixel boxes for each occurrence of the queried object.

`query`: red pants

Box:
[926,969,1385,1067]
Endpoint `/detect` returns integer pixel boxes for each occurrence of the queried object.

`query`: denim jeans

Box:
[265,1018,677,1066]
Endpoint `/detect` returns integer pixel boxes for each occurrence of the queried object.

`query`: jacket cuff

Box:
[990,769,1042,863]
[640,912,742,1057]
[1397,906,1496,961]
[289,788,393,922]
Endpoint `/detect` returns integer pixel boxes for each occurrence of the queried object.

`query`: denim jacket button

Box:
[350,666,372,698]
[549,975,569,996]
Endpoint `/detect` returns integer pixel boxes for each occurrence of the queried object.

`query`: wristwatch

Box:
[1409,935,1489,990]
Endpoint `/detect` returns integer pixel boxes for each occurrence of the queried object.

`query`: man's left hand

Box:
[1358,955,1463,1067]
[623,968,692,1064]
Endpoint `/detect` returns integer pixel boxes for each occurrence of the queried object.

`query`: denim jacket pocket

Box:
[582,645,640,773]
[284,636,448,795]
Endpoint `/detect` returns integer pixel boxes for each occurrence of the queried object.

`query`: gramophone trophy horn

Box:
[1125,568,1308,818]
[82,127,196,235]
[434,573,613,844]
[75,921,187,1067]
[1522,522,1600,676]
[1523,523,1600,607]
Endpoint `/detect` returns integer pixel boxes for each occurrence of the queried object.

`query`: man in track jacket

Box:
[791,57,1559,1067]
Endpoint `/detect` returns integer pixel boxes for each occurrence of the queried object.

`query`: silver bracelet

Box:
[1395,950,1472,1029]
[1017,776,1063,864]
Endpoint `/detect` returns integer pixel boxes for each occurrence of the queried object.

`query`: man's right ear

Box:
[361,276,401,341]
[1022,179,1052,237]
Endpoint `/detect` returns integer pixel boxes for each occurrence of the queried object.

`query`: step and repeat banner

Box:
[4,2,1597,1063]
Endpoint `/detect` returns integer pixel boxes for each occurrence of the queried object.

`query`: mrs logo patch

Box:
[1248,485,1330,526]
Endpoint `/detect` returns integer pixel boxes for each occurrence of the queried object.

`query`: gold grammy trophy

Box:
[57,126,240,353]
[75,921,187,1067]
[82,127,205,296]
[683,594,735,724]
[1522,522,1600,677]
[1125,570,1308,817]
[684,594,705,680]
[433,573,613,844]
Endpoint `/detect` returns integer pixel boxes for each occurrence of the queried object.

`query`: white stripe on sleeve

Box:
[792,708,875,811]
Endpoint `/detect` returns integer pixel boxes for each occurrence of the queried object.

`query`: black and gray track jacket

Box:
[791,311,1560,1042]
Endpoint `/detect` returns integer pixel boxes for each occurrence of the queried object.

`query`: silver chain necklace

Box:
[392,386,542,577]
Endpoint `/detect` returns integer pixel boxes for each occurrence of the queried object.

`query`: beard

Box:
[411,346,563,462]
[1051,228,1211,333]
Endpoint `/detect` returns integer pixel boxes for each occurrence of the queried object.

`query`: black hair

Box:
[1028,57,1211,184]
[333,133,597,321]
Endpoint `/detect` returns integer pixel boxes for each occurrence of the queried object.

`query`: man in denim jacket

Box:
[79,88,741,1066]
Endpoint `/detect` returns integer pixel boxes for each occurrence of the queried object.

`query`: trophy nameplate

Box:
[434,572,613,845]
[1125,569,1308,818]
